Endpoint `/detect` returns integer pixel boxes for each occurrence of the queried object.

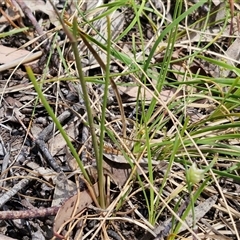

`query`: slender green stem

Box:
[98,16,112,208]
[72,18,105,207]
[26,66,91,183]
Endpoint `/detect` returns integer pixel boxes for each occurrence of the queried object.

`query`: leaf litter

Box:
[0,0,240,240]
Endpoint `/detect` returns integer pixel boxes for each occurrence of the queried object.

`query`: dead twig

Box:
[0,206,59,220]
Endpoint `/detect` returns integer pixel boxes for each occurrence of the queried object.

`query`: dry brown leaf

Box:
[103,154,133,187]
[85,155,133,187]
[118,85,176,102]
[0,45,33,64]
[217,38,240,77]
[103,153,165,186]
[103,153,160,167]
[52,172,77,207]
[151,195,218,239]
[0,234,18,240]
[179,195,218,233]
[209,2,227,23]
[47,121,77,156]
[0,45,42,72]
[52,153,165,237]
[30,124,43,139]
[26,162,77,207]
[26,161,57,183]
[53,182,99,238]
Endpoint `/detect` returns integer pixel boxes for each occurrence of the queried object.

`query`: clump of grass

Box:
[26,0,240,238]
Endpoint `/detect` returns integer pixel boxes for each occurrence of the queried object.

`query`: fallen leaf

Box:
[151,195,218,239]
[103,153,165,186]
[53,182,99,238]
[52,172,77,207]
[0,45,42,72]
[215,37,240,77]
[47,121,77,156]
[0,45,37,64]
[26,162,77,207]
[26,161,57,183]
[179,195,218,233]
[0,234,18,240]
[118,85,177,102]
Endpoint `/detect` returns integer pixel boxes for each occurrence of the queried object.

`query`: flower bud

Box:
[187,162,204,184]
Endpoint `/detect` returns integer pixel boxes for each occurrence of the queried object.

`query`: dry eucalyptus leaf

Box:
[26,161,57,183]
[103,153,164,186]
[118,85,154,101]
[52,172,77,207]
[118,85,177,102]
[26,162,77,207]
[0,45,31,64]
[0,45,42,72]
[87,154,133,187]
[103,153,160,167]
[103,155,133,187]
[0,234,18,240]
[53,182,99,238]
[209,2,227,24]
[216,38,240,77]
[151,195,218,240]
[179,195,218,233]
[31,124,43,139]
[47,121,77,156]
